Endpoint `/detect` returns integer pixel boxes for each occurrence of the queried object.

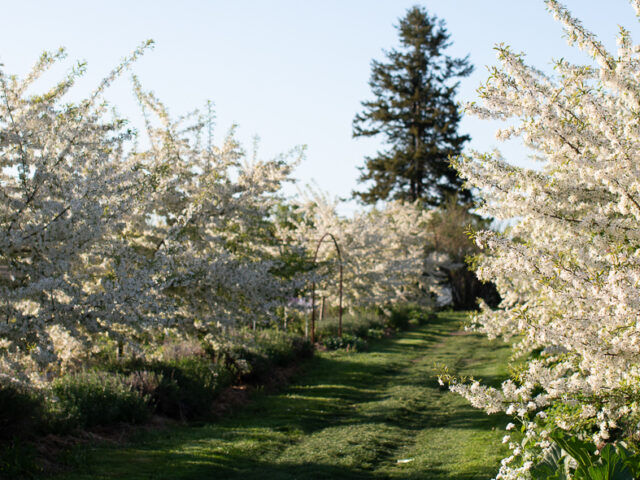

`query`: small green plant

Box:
[0,440,39,479]
[366,328,385,339]
[0,381,45,442]
[530,430,640,480]
[388,305,412,330]
[314,309,385,340]
[253,329,313,366]
[49,371,149,430]
[409,308,436,324]
[107,355,226,420]
[322,334,368,351]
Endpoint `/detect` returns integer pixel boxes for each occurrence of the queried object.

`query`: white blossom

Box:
[0,48,303,382]
[453,1,640,477]
[281,188,448,310]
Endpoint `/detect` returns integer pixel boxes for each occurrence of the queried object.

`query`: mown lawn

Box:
[47,312,512,479]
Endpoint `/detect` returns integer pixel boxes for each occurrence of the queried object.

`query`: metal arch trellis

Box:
[310,233,343,344]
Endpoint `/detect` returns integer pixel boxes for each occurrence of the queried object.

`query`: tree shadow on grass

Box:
[51,316,507,480]
[79,447,496,480]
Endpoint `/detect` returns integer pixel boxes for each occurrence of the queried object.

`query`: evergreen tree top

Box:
[353,5,473,207]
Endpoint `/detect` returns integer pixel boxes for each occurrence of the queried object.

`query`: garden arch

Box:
[310,233,343,343]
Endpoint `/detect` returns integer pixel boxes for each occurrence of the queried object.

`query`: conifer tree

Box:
[353,6,473,206]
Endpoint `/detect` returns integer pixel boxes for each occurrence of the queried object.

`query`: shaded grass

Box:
[45,311,512,480]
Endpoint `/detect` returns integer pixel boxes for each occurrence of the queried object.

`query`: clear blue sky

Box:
[1,1,637,212]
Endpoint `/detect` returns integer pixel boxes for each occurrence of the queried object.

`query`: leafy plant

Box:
[530,431,640,480]
[448,3,640,477]
[0,381,45,442]
[107,356,227,420]
[530,442,569,480]
[315,310,386,340]
[388,306,411,330]
[48,371,150,431]
[322,334,368,352]
[366,328,385,339]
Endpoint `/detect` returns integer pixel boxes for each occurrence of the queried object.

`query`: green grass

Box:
[46,311,512,479]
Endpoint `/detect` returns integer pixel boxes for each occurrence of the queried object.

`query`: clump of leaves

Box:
[530,431,640,480]
[48,371,150,431]
[322,334,368,352]
[0,381,45,442]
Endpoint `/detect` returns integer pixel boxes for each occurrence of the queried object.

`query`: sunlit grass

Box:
[47,311,512,480]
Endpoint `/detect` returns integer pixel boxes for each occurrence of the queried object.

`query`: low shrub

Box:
[159,338,207,361]
[290,335,315,360]
[0,381,45,442]
[224,330,313,383]
[315,305,435,347]
[228,346,271,384]
[253,330,314,366]
[254,330,297,366]
[106,355,230,420]
[315,310,385,340]
[0,441,38,479]
[366,328,385,339]
[48,371,149,431]
[387,304,435,330]
[387,306,410,330]
[322,334,368,352]
[106,331,313,419]
[149,357,224,419]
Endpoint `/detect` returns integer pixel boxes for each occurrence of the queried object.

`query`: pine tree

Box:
[353,6,473,206]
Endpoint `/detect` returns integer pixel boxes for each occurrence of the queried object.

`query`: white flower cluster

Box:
[0,47,302,384]
[282,189,450,310]
[451,1,640,477]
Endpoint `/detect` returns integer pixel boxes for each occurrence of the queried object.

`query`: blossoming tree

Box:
[127,80,305,336]
[0,49,304,383]
[284,189,450,311]
[0,45,157,381]
[448,1,640,477]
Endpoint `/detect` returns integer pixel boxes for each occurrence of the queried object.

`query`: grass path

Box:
[50,312,512,479]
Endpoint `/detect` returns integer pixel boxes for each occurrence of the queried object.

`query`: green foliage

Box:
[315,305,436,351]
[0,381,45,442]
[530,431,640,480]
[530,443,570,480]
[211,329,313,384]
[106,330,313,419]
[313,305,435,349]
[252,330,314,367]
[316,305,433,351]
[48,371,150,431]
[151,357,225,419]
[366,328,385,339]
[388,307,411,330]
[105,355,230,420]
[0,441,39,479]
[352,6,473,206]
[314,310,386,339]
[387,304,434,330]
[44,312,512,480]
[322,334,368,351]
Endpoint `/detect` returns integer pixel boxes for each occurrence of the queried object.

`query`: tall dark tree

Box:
[353,6,473,206]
